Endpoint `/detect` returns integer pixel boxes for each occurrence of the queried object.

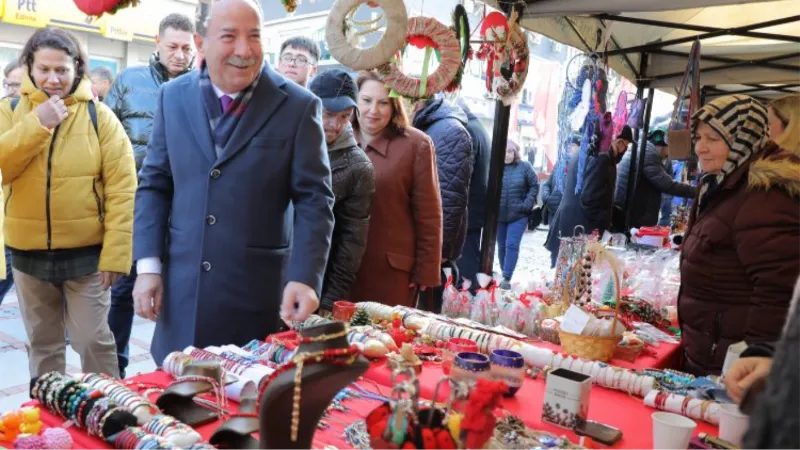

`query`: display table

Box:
[364,362,716,449]
[3,354,714,450]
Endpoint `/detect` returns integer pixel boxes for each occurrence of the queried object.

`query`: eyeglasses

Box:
[279,54,313,68]
[2,81,20,89]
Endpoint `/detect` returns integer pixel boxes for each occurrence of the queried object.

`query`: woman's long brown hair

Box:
[352,71,409,136]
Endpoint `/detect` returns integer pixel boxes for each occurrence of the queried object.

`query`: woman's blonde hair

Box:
[770,94,800,152]
[352,71,409,136]
[506,139,522,163]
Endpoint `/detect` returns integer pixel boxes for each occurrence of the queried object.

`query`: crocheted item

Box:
[377,16,461,99]
[13,435,46,450]
[325,0,408,70]
[42,428,73,449]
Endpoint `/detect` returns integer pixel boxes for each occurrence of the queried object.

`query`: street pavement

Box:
[0,227,553,411]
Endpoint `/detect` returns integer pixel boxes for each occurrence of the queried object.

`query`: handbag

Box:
[528,206,543,230]
[668,40,701,161]
[627,98,645,129]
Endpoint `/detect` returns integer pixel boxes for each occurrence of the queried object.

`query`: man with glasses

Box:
[308,69,374,312]
[2,60,22,98]
[276,36,319,88]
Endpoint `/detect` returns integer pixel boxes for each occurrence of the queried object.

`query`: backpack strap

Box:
[88,100,98,136]
[10,97,19,111]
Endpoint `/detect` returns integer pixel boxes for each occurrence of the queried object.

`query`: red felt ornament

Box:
[72,0,138,16]
[408,35,438,50]
[459,379,507,449]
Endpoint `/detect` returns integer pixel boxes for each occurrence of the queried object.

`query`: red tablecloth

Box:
[363,362,716,449]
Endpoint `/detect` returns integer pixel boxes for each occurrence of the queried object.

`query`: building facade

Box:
[0,0,198,77]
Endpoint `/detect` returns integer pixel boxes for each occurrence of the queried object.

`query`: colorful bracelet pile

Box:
[142,414,202,447]
[32,372,137,439]
[78,373,159,425]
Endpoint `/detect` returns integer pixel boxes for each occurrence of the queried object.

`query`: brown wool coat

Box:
[349,127,443,307]
[679,141,800,376]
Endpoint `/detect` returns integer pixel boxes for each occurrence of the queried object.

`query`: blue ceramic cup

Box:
[490,349,525,397]
[451,352,491,385]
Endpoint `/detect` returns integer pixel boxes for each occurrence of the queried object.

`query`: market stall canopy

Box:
[480,0,800,99]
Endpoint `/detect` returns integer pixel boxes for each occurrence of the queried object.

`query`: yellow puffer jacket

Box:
[0,74,137,274]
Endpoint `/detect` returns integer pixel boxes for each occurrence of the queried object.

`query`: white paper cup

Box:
[719,403,750,446]
[652,412,697,449]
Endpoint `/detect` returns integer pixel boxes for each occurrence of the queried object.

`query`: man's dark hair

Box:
[90,66,114,83]
[280,36,320,62]
[159,13,195,36]
[3,59,20,78]
[20,27,89,92]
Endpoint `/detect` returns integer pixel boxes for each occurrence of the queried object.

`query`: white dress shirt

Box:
[137,84,240,275]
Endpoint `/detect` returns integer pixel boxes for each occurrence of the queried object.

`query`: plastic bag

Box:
[470,273,499,326]
[498,294,530,333]
[440,268,462,318]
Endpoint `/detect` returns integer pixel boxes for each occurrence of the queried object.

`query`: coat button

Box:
[210,169,221,179]
[206,215,216,225]
[202,261,212,272]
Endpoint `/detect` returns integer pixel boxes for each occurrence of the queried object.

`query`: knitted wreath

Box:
[325,0,408,71]
[448,4,471,92]
[376,16,461,100]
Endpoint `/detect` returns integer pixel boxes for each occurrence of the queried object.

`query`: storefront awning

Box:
[480,0,800,99]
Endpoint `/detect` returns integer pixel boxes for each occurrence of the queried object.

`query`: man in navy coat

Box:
[132,0,334,364]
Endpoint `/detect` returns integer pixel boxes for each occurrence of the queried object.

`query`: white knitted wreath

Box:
[325,0,408,71]
[376,16,462,100]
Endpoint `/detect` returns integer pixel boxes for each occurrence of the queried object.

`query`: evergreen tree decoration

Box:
[601,278,615,304]
[350,308,371,326]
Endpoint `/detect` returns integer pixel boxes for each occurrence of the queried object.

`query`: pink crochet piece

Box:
[42,428,73,449]
[13,435,46,449]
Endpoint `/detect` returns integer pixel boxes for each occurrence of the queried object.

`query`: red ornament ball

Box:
[72,0,124,16]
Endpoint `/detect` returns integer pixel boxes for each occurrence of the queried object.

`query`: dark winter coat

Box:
[614,142,696,227]
[105,53,191,170]
[541,174,562,224]
[457,99,490,230]
[499,161,539,223]
[678,142,800,376]
[545,150,618,256]
[742,276,800,450]
[321,126,376,310]
[414,95,473,261]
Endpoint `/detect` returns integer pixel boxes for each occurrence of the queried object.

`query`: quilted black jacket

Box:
[105,53,191,170]
[614,141,695,227]
[499,161,539,223]
[457,99,491,230]
[413,95,473,261]
[320,127,376,309]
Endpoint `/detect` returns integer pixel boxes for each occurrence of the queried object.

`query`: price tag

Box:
[560,305,592,334]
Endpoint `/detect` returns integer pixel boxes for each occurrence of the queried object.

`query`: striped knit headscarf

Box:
[691,95,768,209]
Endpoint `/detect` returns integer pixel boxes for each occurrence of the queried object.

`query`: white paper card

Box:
[561,305,592,334]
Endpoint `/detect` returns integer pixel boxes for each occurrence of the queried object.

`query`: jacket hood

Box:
[20,71,94,105]
[150,52,192,82]
[456,98,477,120]
[749,141,800,197]
[414,95,467,129]
[329,124,358,152]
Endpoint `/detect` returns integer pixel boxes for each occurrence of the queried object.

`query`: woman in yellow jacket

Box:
[0,28,136,379]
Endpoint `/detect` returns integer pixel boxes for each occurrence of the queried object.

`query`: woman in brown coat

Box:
[349,71,443,307]
[679,94,800,376]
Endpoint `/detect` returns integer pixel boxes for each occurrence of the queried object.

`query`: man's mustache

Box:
[227,56,259,68]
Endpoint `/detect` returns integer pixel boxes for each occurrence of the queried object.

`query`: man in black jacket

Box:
[309,69,375,311]
[104,13,195,378]
[455,98,490,290]
[413,94,473,310]
[614,129,695,229]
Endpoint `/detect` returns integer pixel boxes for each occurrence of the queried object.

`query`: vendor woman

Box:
[678,94,800,376]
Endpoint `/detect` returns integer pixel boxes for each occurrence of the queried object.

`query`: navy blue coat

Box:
[457,99,490,230]
[499,161,539,223]
[134,65,334,363]
[413,95,473,261]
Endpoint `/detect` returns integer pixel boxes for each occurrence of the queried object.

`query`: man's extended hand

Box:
[133,273,164,321]
[724,356,773,404]
[100,272,123,290]
[280,281,319,325]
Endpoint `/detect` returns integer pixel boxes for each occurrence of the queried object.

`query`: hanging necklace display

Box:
[376,16,462,100]
[325,0,408,71]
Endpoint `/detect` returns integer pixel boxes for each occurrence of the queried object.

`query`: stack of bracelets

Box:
[142,414,202,447]
[31,372,137,439]
[78,373,159,424]
[113,427,216,450]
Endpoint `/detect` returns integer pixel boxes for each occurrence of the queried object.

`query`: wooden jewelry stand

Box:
[258,321,369,449]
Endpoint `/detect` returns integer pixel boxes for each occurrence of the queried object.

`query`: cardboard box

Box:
[542,368,592,429]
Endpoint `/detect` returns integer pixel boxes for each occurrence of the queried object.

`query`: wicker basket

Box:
[613,341,644,362]
[557,255,623,362]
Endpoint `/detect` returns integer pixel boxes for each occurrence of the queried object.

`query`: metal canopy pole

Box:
[649,52,800,82]
[479,101,512,275]
[650,49,799,73]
